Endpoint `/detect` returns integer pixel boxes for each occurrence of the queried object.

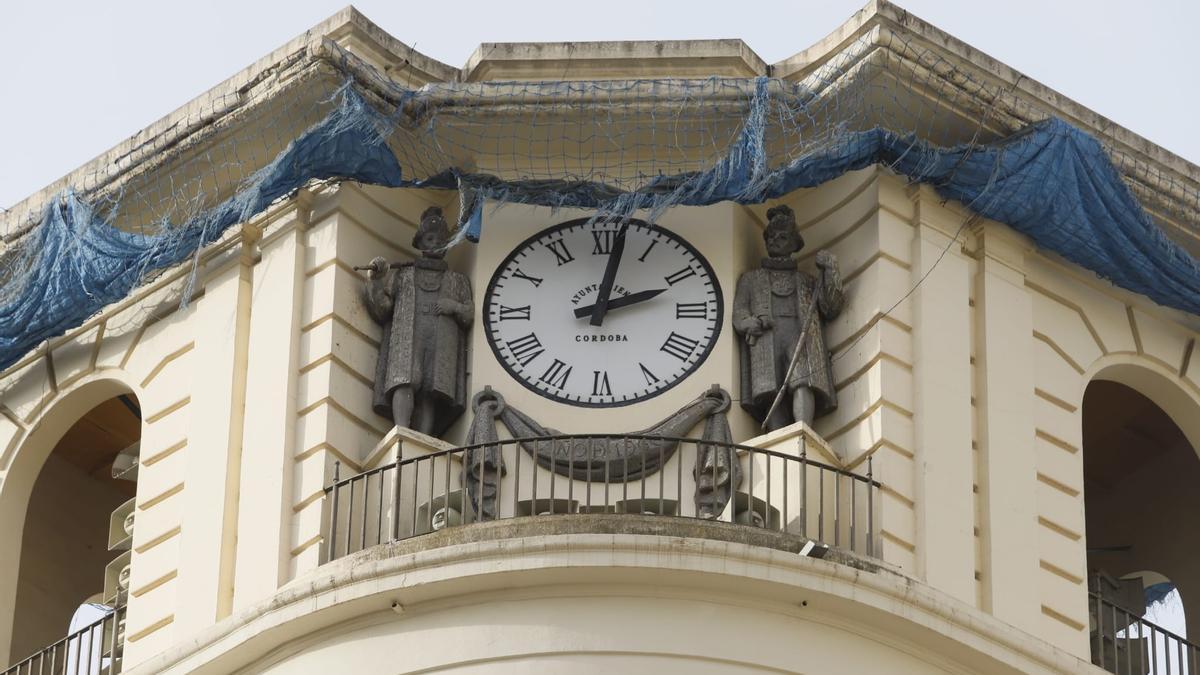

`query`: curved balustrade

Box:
[2,606,125,675]
[322,434,880,563]
[1090,592,1198,675]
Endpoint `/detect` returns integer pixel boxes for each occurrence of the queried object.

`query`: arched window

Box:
[7,394,139,666]
[1083,378,1197,669]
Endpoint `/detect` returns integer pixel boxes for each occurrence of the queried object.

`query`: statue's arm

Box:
[363,260,395,325]
[452,275,474,328]
[436,273,474,329]
[732,274,762,336]
[814,251,845,320]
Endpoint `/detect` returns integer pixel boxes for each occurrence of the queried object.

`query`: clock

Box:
[483,218,723,407]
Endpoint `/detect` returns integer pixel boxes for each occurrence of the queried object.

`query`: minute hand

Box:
[574,289,667,318]
[588,226,628,326]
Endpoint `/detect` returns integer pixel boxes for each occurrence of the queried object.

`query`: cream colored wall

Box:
[258,594,970,674]
[3,171,1200,669]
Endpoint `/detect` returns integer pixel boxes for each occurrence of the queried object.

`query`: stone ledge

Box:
[130,518,1097,675]
[349,513,882,573]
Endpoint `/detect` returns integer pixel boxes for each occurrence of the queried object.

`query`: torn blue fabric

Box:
[2,81,1196,372]
[0,90,402,370]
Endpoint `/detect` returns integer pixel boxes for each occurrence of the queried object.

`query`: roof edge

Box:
[462,39,768,81]
[0,5,458,235]
[771,0,1200,197]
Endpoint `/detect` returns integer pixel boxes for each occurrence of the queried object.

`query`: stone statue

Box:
[734,205,845,432]
[363,206,473,438]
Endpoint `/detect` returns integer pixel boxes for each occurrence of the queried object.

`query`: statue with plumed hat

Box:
[363,206,473,438]
[733,205,845,432]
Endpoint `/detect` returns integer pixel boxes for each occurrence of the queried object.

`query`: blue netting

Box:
[1145,581,1176,608]
[1,32,1197,371]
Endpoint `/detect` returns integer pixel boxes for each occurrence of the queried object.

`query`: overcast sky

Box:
[1,0,1197,211]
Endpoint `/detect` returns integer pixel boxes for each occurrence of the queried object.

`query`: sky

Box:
[1,0,1198,211]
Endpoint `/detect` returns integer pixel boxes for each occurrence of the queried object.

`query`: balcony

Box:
[1089,591,1198,675]
[2,606,125,675]
[322,431,881,564]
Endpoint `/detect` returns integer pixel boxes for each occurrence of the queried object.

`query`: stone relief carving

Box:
[734,205,845,433]
[362,206,473,439]
[462,385,740,519]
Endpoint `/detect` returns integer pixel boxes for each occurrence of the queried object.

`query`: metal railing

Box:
[324,434,880,563]
[3,606,125,675]
[1091,592,1197,675]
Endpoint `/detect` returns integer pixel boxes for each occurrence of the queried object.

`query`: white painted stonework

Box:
[2,3,1199,674]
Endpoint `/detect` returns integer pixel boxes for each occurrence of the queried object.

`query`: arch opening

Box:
[6,394,140,666]
[1083,378,1197,670]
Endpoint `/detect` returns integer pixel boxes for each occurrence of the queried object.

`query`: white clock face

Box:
[484,218,723,407]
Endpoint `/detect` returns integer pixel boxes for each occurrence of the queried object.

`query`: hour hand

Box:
[574,288,667,318]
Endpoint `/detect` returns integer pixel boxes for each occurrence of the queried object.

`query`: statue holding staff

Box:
[733,205,845,432]
[361,206,473,438]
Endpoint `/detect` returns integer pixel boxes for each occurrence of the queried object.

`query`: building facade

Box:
[1,3,1198,673]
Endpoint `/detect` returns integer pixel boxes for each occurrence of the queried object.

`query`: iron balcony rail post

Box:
[746,443,753,526]
[476,444,484,524]
[867,455,874,558]
[766,451,772,529]
[799,436,807,538]
[782,450,789,533]
[345,475,356,555]
[426,453,435,532]
[108,605,122,675]
[391,440,402,542]
[410,458,419,539]
[514,438,522,518]
[445,449,452,527]
[550,438,557,514]
[498,443,505,519]
[834,465,841,549]
[327,461,340,561]
[359,473,368,552]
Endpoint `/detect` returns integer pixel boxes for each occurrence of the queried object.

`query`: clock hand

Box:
[574,288,667,318]
[588,224,628,327]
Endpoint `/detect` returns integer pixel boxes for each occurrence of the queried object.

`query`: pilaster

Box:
[231,196,311,612]
[139,230,253,663]
[909,192,975,605]
[974,222,1040,632]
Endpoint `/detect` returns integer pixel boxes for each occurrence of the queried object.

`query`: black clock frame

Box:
[482,217,724,408]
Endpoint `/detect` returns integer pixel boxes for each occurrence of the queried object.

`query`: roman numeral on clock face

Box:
[591,230,615,255]
[497,305,531,321]
[660,332,700,361]
[592,370,612,397]
[638,239,658,262]
[639,363,660,386]
[510,268,543,287]
[664,266,697,286]
[675,302,707,319]
[539,359,572,390]
[506,333,544,367]
[545,239,575,266]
